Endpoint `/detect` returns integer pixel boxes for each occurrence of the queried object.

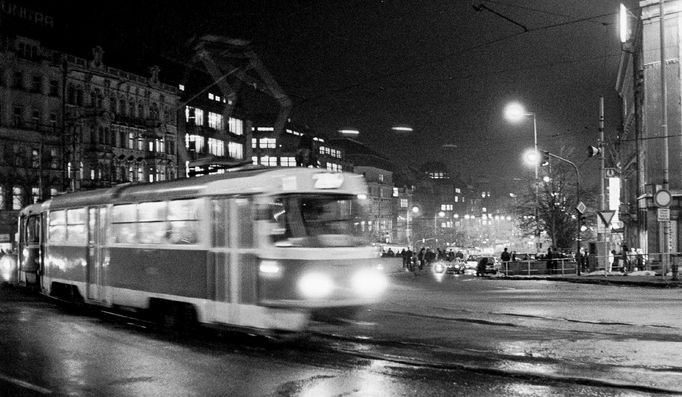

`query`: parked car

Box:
[464,255,500,275]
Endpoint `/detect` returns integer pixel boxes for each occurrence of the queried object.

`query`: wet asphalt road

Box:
[1,273,680,396]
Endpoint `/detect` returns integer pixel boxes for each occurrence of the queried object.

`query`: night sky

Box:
[27,0,637,192]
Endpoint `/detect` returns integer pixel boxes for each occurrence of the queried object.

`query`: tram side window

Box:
[25,215,40,243]
[48,210,66,243]
[167,199,199,244]
[211,199,229,247]
[138,201,167,244]
[66,208,87,244]
[112,204,137,244]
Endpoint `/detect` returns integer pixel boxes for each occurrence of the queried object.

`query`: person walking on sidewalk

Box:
[501,247,511,263]
[547,247,556,274]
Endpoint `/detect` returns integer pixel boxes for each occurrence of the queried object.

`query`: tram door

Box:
[86,207,107,301]
[210,198,257,320]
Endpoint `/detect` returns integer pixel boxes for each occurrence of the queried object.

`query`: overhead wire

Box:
[292,9,618,109]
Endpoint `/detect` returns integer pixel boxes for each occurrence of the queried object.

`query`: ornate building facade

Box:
[0,34,179,247]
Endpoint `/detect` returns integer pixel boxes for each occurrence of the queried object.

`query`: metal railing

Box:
[501,252,681,276]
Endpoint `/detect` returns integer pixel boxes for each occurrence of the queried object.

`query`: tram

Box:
[12,167,387,332]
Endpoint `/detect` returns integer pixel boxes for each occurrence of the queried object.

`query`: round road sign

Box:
[654,189,672,207]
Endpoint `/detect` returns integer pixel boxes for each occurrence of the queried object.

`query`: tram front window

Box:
[267,194,370,247]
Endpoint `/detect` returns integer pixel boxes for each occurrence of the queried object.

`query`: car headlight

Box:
[298,272,334,299]
[433,263,445,273]
[351,269,387,299]
[259,260,282,278]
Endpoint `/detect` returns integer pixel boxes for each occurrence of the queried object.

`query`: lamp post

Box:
[505,102,539,252]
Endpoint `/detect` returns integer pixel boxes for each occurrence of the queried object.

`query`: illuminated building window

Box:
[260,156,277,166]
[393,187,399,197]
[208,138,225,156]
[208,93,214,100]
[12,186,23,210]
[280,157,296,167]
[31,187,39,203]
[400,199,408,208]
[252,156,258,164]
[178,84,185,91]
[186,135,204,153]
[185,106,204,125]
[228,142,243,159]
[259,138,276,148]
[441,204,453,211]
[228,117,243,135]
[455,196,459,203]
[482,207,487,213]
[208,112,224,130]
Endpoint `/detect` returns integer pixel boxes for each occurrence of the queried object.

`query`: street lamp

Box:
[338,129,359,136]
[505,102,539,252]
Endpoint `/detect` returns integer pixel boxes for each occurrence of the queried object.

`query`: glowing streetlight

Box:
[523,148,540,168]
[391,125,413,133]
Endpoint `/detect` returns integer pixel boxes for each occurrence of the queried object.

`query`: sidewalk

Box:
[499,270,682,288]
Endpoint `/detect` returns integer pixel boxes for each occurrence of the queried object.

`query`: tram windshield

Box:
[266,194,371,247]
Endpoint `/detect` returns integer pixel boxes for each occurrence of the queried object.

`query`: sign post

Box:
[654,189,674,280]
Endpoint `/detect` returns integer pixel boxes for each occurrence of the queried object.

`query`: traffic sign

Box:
[598,210,615,225]
[605,168,618,177]
[576,201,586,214]
[654,189,672,207]
[658,208,670,222]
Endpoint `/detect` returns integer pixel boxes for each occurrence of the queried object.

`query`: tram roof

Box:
[43,167,366,210]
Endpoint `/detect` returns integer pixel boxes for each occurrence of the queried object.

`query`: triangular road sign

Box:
[598,210,615,225]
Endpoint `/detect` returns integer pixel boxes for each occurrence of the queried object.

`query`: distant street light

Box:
[339,129,359,136]
[391,126,413,133]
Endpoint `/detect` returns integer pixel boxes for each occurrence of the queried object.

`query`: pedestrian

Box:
[628,247,637,271]
[476,257,488,277]
[417,248,425,270]
[424,248,436,268]
[579,247,588,273]
[501,247,511,263]
[618,244,629,273]
[546,247,555,274]
[610,249,617,273]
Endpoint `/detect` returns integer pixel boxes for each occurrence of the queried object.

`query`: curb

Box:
[499,276,682,288]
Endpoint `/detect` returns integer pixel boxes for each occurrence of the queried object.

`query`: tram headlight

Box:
[298,272,334,299]
[351,269,388,299]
